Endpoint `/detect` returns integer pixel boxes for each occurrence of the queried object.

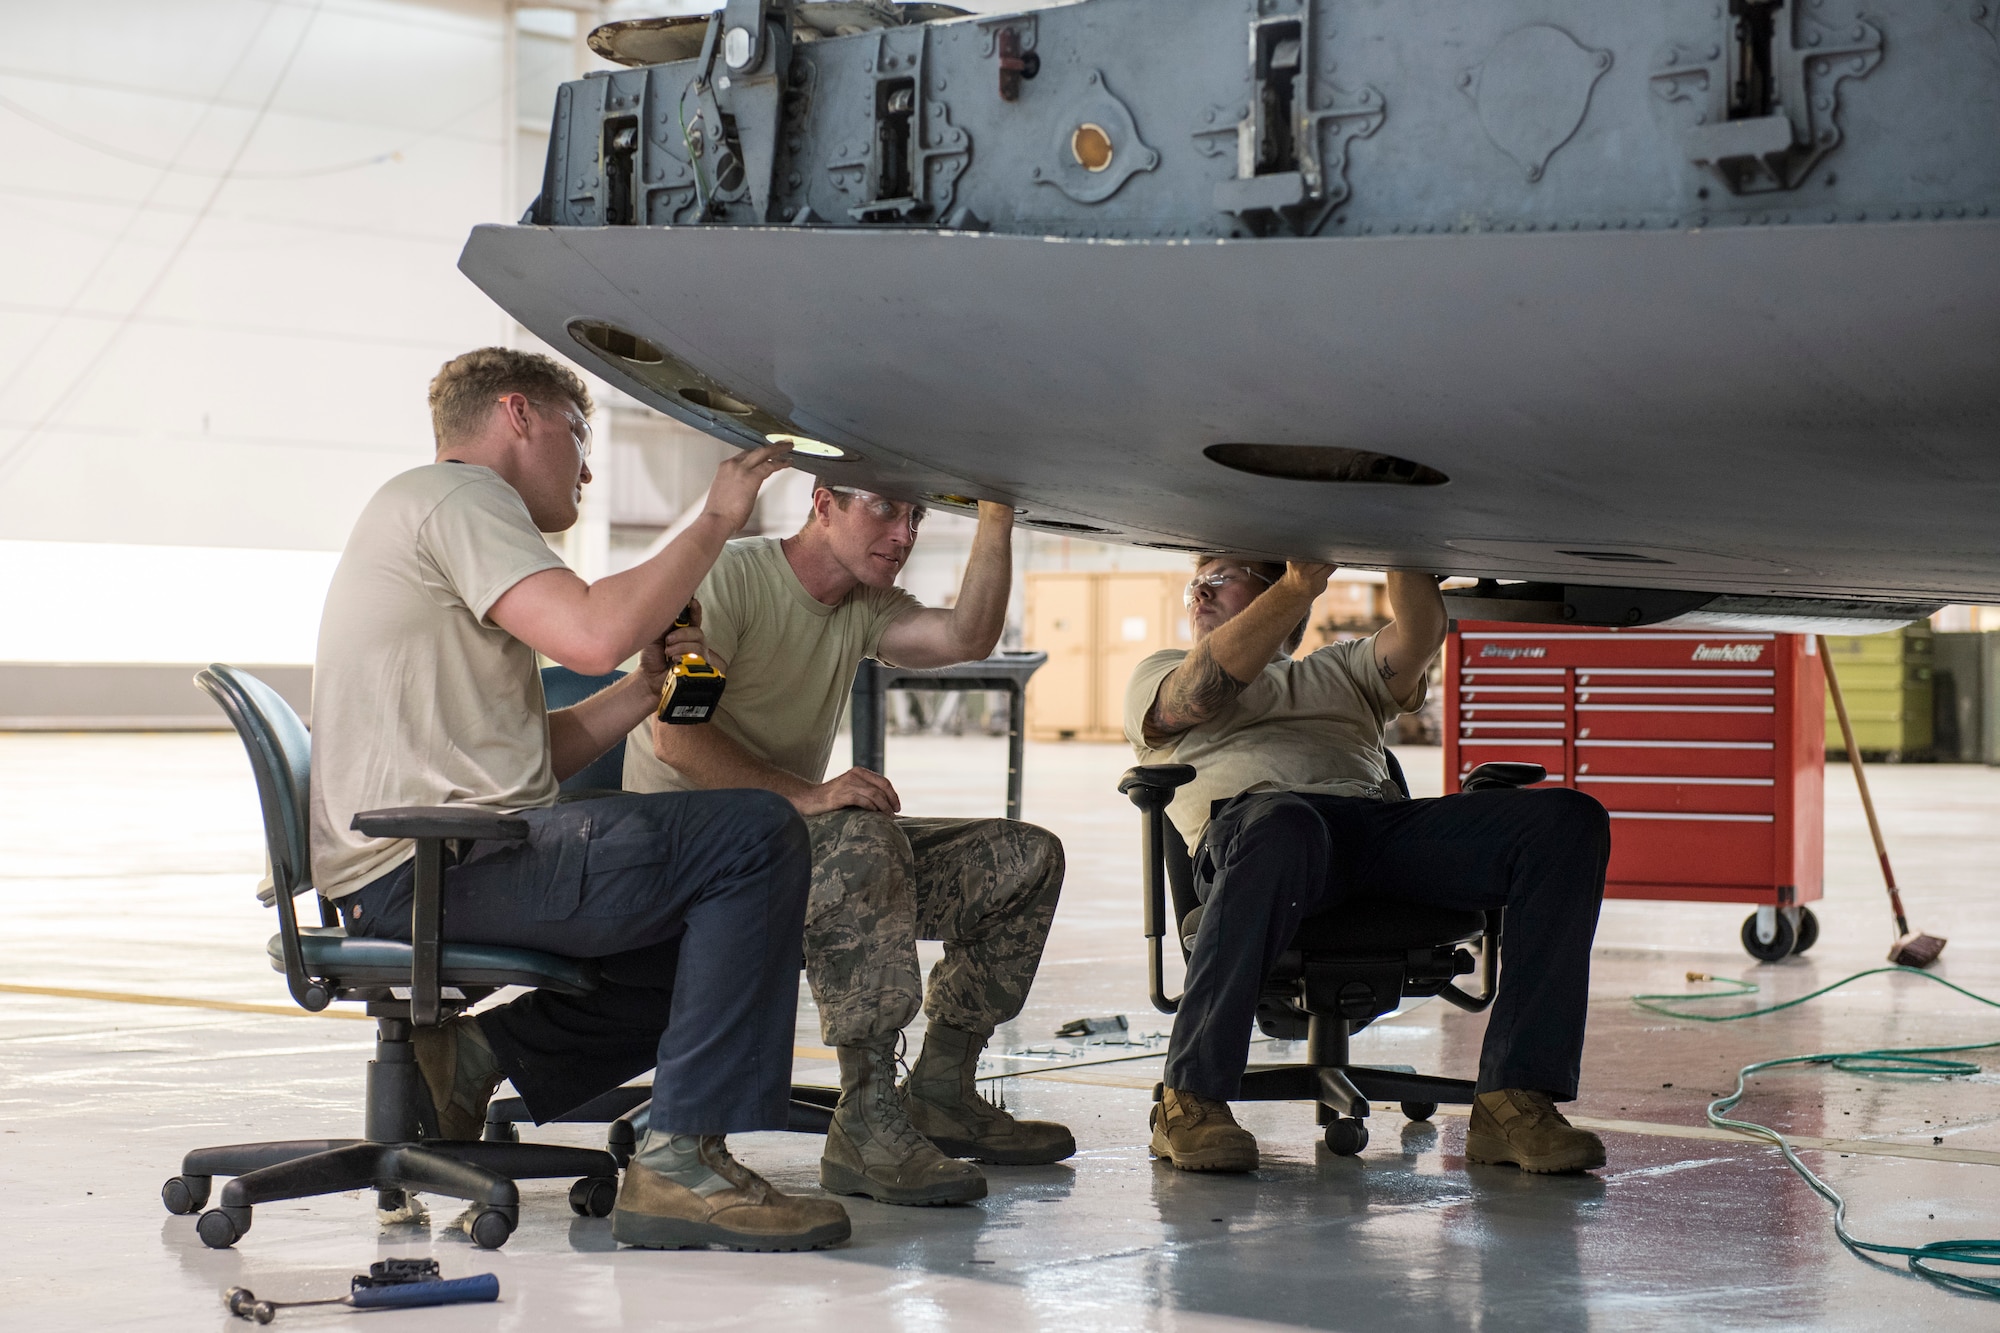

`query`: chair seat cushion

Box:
[270,927,598,995]
[1181,899,1485,954]
[1292,899,1486,953]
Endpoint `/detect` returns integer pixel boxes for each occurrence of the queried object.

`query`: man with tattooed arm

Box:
[1124,557,1612,1176]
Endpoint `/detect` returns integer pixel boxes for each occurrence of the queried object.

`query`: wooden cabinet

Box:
[1025,571,1190,740]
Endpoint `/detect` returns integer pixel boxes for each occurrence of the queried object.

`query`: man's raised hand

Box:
[703,443,794,532]
[1280,560,1337,602]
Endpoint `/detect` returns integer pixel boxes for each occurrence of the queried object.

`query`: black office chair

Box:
[161,665,625,1250]
[1117,753,1545,1154]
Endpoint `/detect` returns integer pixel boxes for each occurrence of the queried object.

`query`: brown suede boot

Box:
[902,1023,1076,1165]
[1149,1087,1259,1172]
[1465,1089,1607,1174]
[821,1038,987,1205]
[612,1136,851,1251]
[410,1015,503,1141]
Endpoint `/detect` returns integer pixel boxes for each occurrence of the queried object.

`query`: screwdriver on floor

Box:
[224,1273,498,1323]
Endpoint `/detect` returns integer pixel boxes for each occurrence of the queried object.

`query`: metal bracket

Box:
[826,26,970,221]
[1204,0,1383,227]
[981,15,1040,102]
[1651,4,1883,194]
[710,0,795,220]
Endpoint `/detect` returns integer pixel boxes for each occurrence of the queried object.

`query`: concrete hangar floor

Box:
[4,731,1999,1330]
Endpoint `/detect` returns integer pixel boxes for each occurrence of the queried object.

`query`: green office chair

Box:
[1118,753,1541,1154]
[160,665,623,1250]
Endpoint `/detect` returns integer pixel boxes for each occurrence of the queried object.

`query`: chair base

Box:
[164,1136,620,1250]
[1237,1063,1477,1119]
[1224,1013,1477,1156]
[484,1084,841,1164]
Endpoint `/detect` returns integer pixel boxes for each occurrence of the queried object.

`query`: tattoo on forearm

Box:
[1148,644,1246,741]
[1377,654,1399,682]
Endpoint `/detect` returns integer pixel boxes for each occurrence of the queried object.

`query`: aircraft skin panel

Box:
[459,218,2000,602]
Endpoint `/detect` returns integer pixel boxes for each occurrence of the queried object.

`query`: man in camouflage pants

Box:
[625,482,1072,1205]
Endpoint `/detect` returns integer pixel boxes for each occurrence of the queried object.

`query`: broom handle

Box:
[1817,635,1912,935]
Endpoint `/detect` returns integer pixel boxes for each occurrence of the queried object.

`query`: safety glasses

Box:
[1183,565,1274,609]
[829,486,926,535]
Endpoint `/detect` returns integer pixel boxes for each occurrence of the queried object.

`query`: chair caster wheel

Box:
[1400,1101,1437,1123]
[196,1207,248,1249]
[470,1209,515,1249]
[1323,1118,1370,1156]
[162,1175,210,1215]
[570,1176,617,1218]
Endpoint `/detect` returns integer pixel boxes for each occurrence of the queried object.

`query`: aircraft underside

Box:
[460,0,2000,626]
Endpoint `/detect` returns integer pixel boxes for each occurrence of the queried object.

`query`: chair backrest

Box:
[1160,747,1411,925]
[541,666,629,794]
[196,665,314,901]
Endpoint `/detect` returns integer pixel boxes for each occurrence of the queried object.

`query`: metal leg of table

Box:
[1006,684,1025,822]
[851,661,886,774]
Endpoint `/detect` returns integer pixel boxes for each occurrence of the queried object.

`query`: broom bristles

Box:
[1888,932,1948,969]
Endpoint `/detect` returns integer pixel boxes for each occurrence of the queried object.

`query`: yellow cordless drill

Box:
[657,604,726,725]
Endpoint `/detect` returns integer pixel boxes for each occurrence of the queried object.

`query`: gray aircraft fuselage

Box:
[459,0,2000,616]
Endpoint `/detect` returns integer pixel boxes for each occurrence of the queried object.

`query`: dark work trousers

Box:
[346,789,810,1136]
[1164,786,1610,1103]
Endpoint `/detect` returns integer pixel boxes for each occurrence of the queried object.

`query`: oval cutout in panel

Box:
[767,433,853,460]
[927,493,1026,513]
[1205,443,1448,486]
[1028,519,1114,533]
[569,319,664,365]
[679,386,754,416]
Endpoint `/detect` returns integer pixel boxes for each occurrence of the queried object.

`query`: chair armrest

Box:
[348,806,527,1028]
[1118,764,1198,806]
[1461,762,1547,792]
[1117,766,1195,1014]
[351,806,531,842]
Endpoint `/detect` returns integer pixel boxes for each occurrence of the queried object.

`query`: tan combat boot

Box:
[821,1038,987,1205]
[903,1023,1076,1165]
[612,1136,851,1251]
[410,1014,504,1140]
[1149,1087,1259,1172]
[1465,1089,1607,1174]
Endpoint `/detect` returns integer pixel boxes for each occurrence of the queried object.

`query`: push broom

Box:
[1817,634,1948,968]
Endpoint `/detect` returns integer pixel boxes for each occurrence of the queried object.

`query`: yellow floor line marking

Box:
[0,982,373,1020]
[0,981,843,1061]
[12,985,1990,1168]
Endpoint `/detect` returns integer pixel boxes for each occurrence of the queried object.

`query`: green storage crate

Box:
[1824,625,1933,759]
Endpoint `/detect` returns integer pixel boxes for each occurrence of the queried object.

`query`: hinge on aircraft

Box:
[1194,0,1383,236]
[1652,0,1882,195]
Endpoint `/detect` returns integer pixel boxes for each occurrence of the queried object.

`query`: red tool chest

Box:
[1444,622,1824,907]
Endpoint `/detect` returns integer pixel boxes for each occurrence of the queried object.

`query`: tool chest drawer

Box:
[1446,624,1824,906]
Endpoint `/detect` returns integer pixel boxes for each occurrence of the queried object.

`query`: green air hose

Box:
[1631,966,2000,1300]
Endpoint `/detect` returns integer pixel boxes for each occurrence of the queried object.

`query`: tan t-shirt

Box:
[308,463,567,899]
[1123,634,1424,847]
[623,536,921,792]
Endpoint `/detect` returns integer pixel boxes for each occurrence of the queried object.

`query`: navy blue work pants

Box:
[347,789,809,1136]
[1164,787,1610,1103]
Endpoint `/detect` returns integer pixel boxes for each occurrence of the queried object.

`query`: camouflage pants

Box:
[803,810,1065,1046]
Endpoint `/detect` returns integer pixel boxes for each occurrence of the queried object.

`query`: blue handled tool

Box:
[225,1274,499,1323]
